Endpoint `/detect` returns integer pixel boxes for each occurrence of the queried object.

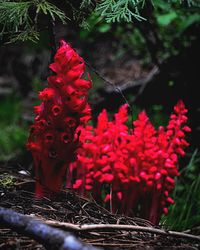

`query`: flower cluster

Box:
[69,101,191,224]
[27,40,92,198]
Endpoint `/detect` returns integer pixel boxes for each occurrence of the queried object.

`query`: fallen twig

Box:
[0,207,101,250]
[88,64,160,117]
[105,65,159,95]
[43,219,200,242]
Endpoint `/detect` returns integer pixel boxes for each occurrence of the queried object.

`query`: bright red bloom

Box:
[27,40,92,198]
[68,101,190,224]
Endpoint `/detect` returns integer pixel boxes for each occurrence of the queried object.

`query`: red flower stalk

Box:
[27,40,92,198]
[69,100,190,224]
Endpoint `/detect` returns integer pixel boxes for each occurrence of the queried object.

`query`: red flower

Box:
[69,101,190,224]
[27,40,92,198]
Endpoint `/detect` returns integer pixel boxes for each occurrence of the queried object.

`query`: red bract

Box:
[27,40,91,198]
[69,101,190,224]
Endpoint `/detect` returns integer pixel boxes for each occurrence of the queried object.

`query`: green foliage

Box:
[80,0,94,9]
[79,13,112,40]
[161,150,200,232]
[35,1,67,23]
[96,0,146,23]
[9,28,40,43]
[1,0,199,43]
[0,125,27,161]
[0,96,28,161]
[154,0,200,32]
[181,0,200,7]
[0,0,67,43]
[79,0,200,68]
[0,96,21,124]
[156,12,178,26]
[0,1,31,31]
[152,1,200,59]
[94,0,200,23]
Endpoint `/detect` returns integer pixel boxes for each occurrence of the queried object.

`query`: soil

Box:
[0,167,200,250]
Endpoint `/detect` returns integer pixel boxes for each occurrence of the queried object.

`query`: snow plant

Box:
[27,40,191,224]
[27,40,92,197]
[68,102,191,224]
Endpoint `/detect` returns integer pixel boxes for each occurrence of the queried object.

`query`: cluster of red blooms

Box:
[27,40,191,224]
[27,40,92,198]
[69,101,191,224]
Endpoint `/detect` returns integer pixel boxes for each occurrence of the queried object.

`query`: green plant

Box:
[153,0,200,60]
[0,0,67,42]
[0,96,21,124]
[96,0,146,23]
[0,124,28,161]
[1,0,199,43]
[0,96,28,161]
[95,0,200,23]
[161,149,200,232]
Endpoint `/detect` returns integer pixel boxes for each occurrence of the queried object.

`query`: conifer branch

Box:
[95,0,200,23]
[0,0,68,43]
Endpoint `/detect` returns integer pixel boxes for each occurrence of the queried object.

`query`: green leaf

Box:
[157,11,177,26]
[0,1,31,32]
[98,23,111,32]
[9,29,40,43]
[96,0,146,23]
[179,13,200,33]
[35,1,68,23]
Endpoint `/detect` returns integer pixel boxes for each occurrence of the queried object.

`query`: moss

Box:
[0,174,15,189]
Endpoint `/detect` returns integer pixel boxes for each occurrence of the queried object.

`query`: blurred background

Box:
[0,0,200,231]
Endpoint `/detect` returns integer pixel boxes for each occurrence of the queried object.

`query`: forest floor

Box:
[0,167,200,250]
